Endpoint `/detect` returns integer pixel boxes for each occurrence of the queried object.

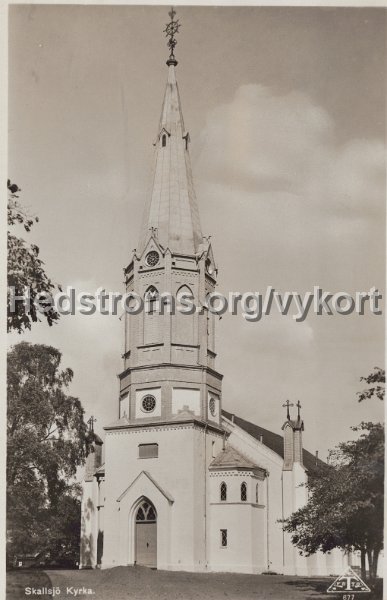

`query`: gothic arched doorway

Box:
[135,499,157,568]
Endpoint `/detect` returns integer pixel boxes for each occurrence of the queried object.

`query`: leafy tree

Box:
[43,487,83,566]
[283,421,384,581]
[7,342,91,562]
[7,180,60,333]
[358,367,385,402]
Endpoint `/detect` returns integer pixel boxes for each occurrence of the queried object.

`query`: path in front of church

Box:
[7,567,383,600]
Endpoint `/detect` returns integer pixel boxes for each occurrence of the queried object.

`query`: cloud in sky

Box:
[196,83,384,215]
[195,84,384,287]
[193,84,384,452]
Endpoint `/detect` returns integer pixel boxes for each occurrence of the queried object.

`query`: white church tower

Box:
[81,9,225,571]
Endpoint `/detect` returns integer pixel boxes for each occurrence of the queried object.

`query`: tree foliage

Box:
[283,421,384,580]
[7,342,91,561]
[43,489,83,566]
[7,180,60,333]
[357,367,385,402]
[283,369,384,580]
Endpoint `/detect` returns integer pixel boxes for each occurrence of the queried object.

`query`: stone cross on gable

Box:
[282,400,294,421]
[296,400,302,419]
[87,415,97,433]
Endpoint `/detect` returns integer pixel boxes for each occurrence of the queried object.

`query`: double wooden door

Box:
[135,500,157,568]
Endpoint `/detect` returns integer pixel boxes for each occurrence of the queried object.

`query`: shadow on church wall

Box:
[80,498,94,568]
[97,530,104,566]
[80,532,94,569]
[83,497,94,521]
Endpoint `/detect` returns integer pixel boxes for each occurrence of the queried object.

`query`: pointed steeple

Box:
[138,12,202,255]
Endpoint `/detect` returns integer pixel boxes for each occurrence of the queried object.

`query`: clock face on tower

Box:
[146,251,159,267]
[209,397,216,417]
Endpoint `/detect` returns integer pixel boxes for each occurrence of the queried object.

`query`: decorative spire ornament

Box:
[87,415,97,433]
[296,400,302,420]
[282,399,294,421]
[164,7,181,66]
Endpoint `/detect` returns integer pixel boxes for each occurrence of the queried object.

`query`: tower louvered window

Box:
[220,482,227,502]
[241,482,247,502]
[220,529,227,547]
[145,286,159,314]
[138,443,158,458]
[144,286,160,345]
[173,285,195,345]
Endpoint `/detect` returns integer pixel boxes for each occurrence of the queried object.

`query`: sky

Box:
[8,5,385,459]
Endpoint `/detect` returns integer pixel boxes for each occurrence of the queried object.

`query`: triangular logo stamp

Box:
[327,566,371,593]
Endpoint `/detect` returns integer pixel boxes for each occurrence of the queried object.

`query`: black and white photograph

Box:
[4,3,385,599]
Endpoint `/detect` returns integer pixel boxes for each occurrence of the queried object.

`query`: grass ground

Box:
[7,567,383,600]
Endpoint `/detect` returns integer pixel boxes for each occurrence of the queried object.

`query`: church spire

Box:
[138,10,203,255]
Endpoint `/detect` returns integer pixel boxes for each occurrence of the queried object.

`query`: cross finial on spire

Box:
[87,415,97,433]
[282,400,294,421]
[296,400,302,420]
[164,7,181,66]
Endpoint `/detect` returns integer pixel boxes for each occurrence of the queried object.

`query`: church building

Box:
[80,12,349,576]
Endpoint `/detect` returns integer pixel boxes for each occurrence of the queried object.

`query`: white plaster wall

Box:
[172,387,200,415]
[208,503,256,573]
[119,393,129,419]
[222,421,287,574]
[293,462,308,509]
[80,480,99,568]
[281,470,296,574]
[252,504,266,571]
[208,472,266,573]
[102,424,223,571]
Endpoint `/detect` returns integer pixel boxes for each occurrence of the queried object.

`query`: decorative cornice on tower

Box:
[138,12,202,256]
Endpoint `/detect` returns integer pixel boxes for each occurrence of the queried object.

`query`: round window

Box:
[141,394,156,413]
[209,397,216,417]
[146,251,159,267]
